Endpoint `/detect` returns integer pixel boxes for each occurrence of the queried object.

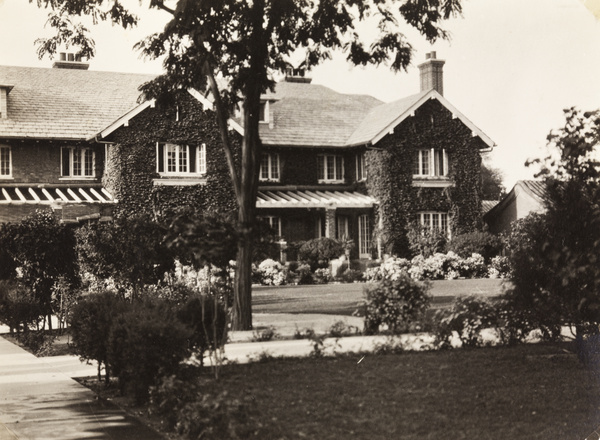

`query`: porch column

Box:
[325,208,336,238]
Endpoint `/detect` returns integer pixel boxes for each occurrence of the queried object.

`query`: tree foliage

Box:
[34,0,463,329]
[505,108,600,353]
[480,163,506,200]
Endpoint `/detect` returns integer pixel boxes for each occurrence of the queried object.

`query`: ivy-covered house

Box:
[0,51,495,260]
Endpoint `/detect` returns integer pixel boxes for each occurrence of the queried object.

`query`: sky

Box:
[1,0,599,189]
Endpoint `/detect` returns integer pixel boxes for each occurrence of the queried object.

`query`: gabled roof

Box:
[0,65,154,140]
[484,180,547,220]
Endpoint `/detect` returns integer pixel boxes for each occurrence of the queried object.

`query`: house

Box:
[483,180,547,234]
[0,51,496,260]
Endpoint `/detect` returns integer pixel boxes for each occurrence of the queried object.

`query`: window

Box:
[418,212,449,235]
[261,216,281,236]
[336,215,350,240]
[318,154,344,183]
[356,151,366,181]
[61,147,95,178]
[157,143,206,176]
[358,215,371,258]
[0,145,11,178]
[260,152,280,181]
[413,148,448,177]
[259,101,269,123]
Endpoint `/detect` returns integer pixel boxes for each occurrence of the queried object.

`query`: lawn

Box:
[252,278,507,315]
[98,342,600,440]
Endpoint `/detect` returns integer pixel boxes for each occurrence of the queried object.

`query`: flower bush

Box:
[256,259,287,286]
[312,268,332,284]
[488,255,511,279]
[364,257,411,282]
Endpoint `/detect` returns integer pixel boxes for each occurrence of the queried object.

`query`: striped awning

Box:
[257,190,376,209]
[0,186,117,205]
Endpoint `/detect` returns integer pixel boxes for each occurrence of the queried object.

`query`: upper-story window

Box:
[413,148,448,177]
[0,145,12,178]
[157,142,206,176]
[259,101,269,123]
[318,154,344,183]
[356,151,366,182]
[260,152,280,182]
[61,147,95,178]
[418,211,450,236]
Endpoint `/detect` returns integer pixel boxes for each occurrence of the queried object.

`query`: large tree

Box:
[33,0,462,330]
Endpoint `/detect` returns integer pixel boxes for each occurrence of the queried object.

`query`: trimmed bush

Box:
[0,281,43,334]
[363,275,431,335]
[448,231,503,263]
[298,238,344,269]
[108,298,193,403]
[256,259,287,286]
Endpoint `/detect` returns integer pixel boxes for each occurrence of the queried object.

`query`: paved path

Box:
[0,336,164,440]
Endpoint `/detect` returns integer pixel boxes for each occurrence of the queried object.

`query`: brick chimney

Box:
[418,51,445,95]
[52,52,90,70]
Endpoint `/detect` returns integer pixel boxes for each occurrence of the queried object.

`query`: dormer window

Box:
[318,154,344,183]
[157,142,206,176]
[61,147,95,178]
[259,101,269,123]
[260,152,280,182]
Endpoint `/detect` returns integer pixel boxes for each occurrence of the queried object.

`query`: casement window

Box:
[61,147,95,178]
[157,142,206,176]
[413,148,448,177]
[0,145,11,178]
[318,154,344,183]
[260,152,280,181]
[261,215,281,236]
[418,211,450,235]
[358,214,371,258]
[356,151,366,181]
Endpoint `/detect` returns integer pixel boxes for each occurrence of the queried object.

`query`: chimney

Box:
[0,85,13,119]
[52,52,90,70]
[418,51,445,95]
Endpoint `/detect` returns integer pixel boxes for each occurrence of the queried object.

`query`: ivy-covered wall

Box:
[104,92,239,219]
[366,98,485,256]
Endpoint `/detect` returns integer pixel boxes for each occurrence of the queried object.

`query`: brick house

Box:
[0,52,495,259]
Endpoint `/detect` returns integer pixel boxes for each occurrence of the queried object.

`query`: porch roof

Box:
[257,190,376,209]
[0,186,117,205]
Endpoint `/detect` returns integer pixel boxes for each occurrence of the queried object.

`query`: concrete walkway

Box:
[0,313,433,439]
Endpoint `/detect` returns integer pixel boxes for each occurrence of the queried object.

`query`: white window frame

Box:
[262,215,281,236]
[61,146,95,179]
[259,152,280,182]
[356,151,366,182]
[418,211,450,236]
[318,154,344,183]
[259,100,269,123]
[157,142,206,176]
[413,148,448,178]
[358,214,371,258]
[0,145,12,179]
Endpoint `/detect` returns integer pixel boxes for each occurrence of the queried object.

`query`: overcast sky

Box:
[1,0,599,189]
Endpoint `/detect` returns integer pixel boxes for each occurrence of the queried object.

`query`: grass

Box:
[253,278,506,315]
[84,342,600,440]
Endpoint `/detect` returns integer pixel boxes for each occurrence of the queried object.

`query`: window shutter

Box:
[61,148,71,177]
[157,143,164,173]
[189,145,197,173]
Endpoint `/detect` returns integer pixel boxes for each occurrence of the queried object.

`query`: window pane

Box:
[413,151,421,175]
[199,144,206,174]
[84,150,94,176]
[0,147,9,176]
[72,150,82,176]
[318,156,325,180]
[359,215,371,256]
[422,213,431,228]
[441,213,448,234]
[421,150,430,175]
[166,144,177,172]
[260,153,269,179]
[335,155,343,180]
[178,146,188,173]
[327,155,335,180]
[432,213,439,230]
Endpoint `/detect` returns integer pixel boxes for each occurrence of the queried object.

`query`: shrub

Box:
[364,257,411,282]
[448,231,503,263]
[0,281,44,334]
[340,268,364,283]
[295,264,314,285]
[363,275,431,335]
[298,238,344,269]
[256,259,287,286]
[488,255,511,279]
[433,296,498,349]
[108,298,193,403]
[312,268,331,284]
[69,291,129,382]
[406,224,447,258]
[176,295,227,363]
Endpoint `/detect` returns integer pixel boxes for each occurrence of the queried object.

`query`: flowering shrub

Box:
[363,275,431,335]
[257,259,287,286]
[312,268,332,284]
[364,257,411,282]
[488,256,511,279]
[459,253,488,278]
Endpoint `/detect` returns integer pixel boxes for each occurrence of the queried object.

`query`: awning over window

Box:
[257,190,376,209]
[0,186,117,204]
